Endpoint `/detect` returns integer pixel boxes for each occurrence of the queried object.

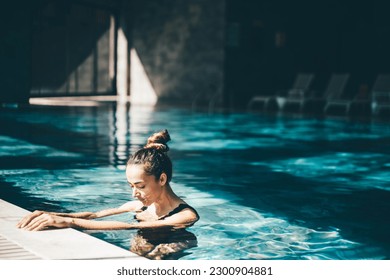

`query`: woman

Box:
[17,129,199,232]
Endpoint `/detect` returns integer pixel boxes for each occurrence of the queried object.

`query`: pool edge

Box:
[0,199,144,260]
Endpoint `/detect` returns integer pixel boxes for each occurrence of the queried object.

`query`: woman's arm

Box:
[16,201,142,229]
[70,207,199,230]
[18,207,199,231]
[18,214,136,231]
[54,201,143,219]
[17,213,167,231]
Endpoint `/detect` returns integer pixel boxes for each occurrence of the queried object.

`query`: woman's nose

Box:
[132,188,139,198]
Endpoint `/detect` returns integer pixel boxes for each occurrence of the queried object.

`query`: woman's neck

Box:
[152,184,183,217]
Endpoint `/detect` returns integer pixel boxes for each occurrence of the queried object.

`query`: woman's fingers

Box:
[31,222,48,231]
[29,218,49,231]
[17,213,34,228]
[17,210,44,228]
[24,214,50,231]
[21,214,69,231]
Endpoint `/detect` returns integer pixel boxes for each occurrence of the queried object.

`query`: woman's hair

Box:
[127,129,172,182]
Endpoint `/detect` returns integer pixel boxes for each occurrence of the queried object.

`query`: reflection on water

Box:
[108,103,130,168]
[130,229,197,260]
[1,103,390,259]
[108,103,157,168]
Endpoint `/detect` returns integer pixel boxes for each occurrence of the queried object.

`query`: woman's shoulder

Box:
[119,200,144,212]
[176,203,198,213]
[164,203,200,220]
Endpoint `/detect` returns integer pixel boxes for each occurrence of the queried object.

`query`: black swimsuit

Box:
[133,204,199,251]
[135,203,199,221]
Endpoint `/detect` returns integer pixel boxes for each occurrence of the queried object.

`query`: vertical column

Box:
[0,2,32,104]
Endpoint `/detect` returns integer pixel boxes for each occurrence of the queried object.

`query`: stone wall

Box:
[131,0,225,106]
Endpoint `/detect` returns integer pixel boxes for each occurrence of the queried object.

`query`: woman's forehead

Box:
[126,165,146,180]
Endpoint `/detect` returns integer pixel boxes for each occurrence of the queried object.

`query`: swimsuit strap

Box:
[135,204,199,221]
[158,203,200,220]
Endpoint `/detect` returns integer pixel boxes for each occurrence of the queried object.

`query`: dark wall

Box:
[2,0,390,108]
[0,2,32,104]
[0,0,225,105]
[0,0,120,103]
[30,0,116,96]
[225,0,390,108]
[131,0,225,105]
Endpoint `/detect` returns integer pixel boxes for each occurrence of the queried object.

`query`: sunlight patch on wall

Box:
[109,16,115,83]
[130,48,158,105]
[117,27,129,103]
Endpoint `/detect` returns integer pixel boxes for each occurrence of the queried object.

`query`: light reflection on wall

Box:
[117,27,129,103]
[130,48,158,105]
[109,15,116,85]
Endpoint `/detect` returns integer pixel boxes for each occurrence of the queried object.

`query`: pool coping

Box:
[29,96,131,107]
[0,199,144,260]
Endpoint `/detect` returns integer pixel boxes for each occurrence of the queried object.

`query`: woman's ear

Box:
[159,173,167,186]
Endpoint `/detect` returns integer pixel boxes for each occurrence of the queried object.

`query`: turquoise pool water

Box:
[1,103,389,259]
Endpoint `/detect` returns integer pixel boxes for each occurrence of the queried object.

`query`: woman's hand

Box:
[17,211,71,231]
[17,210,46,229]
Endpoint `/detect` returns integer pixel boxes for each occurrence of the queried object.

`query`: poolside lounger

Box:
[324,74,390,116]
[322,74,356,115]
[247,73,315,111]
[286,73,350,113]
[372,92,390,116]
[371,74,390,116]
[347,74,390,116]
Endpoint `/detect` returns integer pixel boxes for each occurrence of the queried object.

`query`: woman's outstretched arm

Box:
[16,201,142,229]
[17,207,198,231]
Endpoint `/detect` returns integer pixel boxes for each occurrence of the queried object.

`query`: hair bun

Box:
[144,129,171,152]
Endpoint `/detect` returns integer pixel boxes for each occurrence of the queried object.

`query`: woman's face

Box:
[125,164,164,206]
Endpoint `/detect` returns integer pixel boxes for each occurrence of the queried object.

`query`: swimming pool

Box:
[1,103,389,259]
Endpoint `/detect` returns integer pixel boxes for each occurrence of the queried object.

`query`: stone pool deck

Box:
[0,199,143,260]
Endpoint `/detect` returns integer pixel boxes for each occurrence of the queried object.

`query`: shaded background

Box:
[1,0,390,111]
